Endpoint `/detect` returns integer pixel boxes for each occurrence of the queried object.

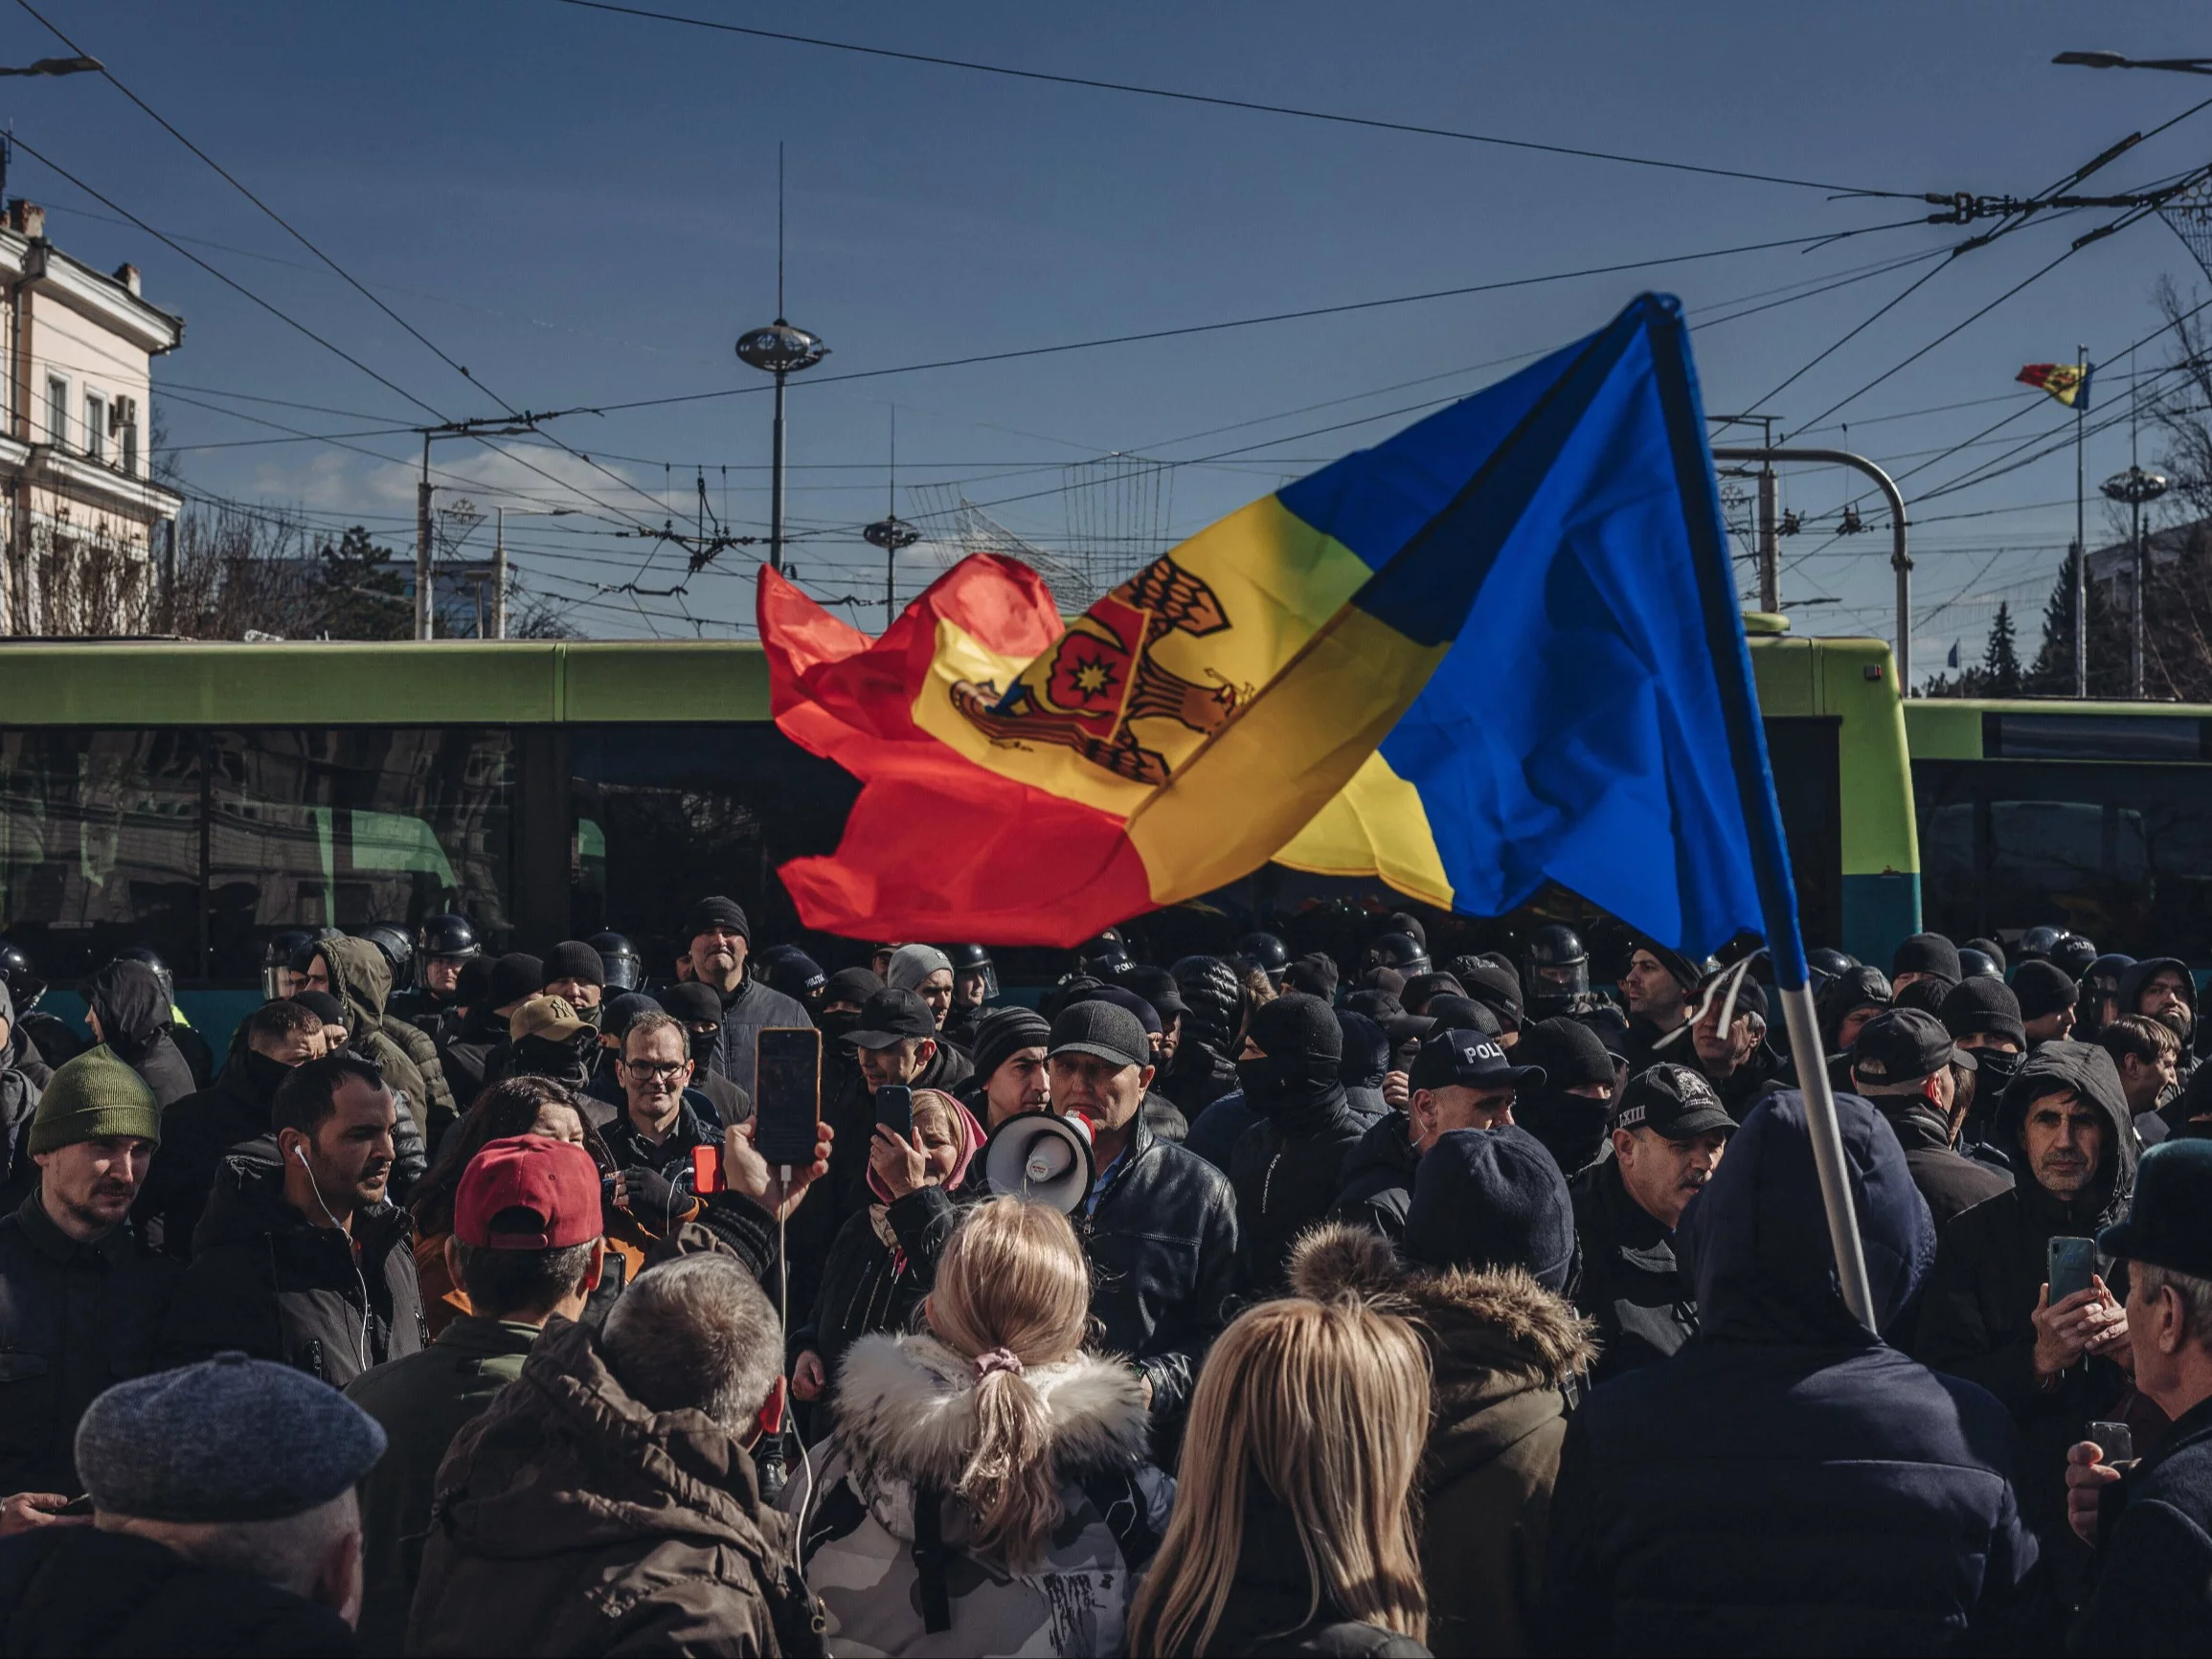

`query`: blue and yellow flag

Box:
[766,293,1802,978]
[2018,362,2091,409]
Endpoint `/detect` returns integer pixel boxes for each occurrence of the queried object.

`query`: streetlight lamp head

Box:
[735,319,829,375]
[2054,50,2131,68]
[2102,465,2173,504]
[0,55,103,78]
[863,515,921,551]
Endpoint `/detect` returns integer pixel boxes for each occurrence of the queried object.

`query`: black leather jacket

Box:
[1078,1115,1238,1432]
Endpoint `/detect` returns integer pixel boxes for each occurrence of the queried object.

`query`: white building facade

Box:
[0,199,183,635]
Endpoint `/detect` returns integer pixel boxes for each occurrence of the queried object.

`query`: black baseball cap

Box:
[1410,1028,1546,1092]
[1612,1064,1734,1140]
[844,987,937,1050]
[1850,1007,1975,1087]
[2100,1139,2212,1280]
[1048,999,1153,1071]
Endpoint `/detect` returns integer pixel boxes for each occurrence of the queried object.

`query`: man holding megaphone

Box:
[1019,1000,1237,1435]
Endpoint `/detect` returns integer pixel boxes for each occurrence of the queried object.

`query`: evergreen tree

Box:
[311,526,410,640]
[1982,602,2022,697]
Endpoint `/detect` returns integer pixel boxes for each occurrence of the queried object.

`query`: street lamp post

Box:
[734,148,827,575]
[2101,465,2172,698]
[489,505,576,639]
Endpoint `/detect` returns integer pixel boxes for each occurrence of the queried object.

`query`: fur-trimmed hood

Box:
[830,1331,1151,1491]
[1290,1222,1595,1389]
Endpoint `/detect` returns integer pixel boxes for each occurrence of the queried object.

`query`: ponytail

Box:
[959,1357,1062,1569]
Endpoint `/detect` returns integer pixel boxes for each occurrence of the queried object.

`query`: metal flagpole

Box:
[1777,979,1878,1331]
[2076,345,2088,699]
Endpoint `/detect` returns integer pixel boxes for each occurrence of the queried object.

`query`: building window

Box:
[121,413,138,476]
[83,393,104,462]
[44,376,66,446]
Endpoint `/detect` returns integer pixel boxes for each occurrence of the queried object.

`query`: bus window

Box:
[569,725,858,955]
[0,729,200,982]
[1913,757,2211,958]
[204,729,514,980]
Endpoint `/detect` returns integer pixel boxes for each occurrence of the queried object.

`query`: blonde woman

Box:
[789,1197,1168,1656]
[1127,1298,1432,1658]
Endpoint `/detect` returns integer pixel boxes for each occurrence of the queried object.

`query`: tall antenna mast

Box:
[777,140,785,317]
[865,403,920,629]
[735,142,828,574]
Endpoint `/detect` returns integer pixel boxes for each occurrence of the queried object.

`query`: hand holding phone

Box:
[875,1085,914,1139]
[753,1028,823,1168]
[2049,1236,2099,1305]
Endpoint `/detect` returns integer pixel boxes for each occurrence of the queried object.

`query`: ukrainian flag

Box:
[763,292,1785,964]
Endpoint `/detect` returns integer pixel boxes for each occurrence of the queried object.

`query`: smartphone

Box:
[875,1084,914,1139]
[2049,1236,2099,1305]
[688,1144,725,1196]
[55,1493,91,1518]
[2088,1421,2134,1464]
[753,1027,824,1167]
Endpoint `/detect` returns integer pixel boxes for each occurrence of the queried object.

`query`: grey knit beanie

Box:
[76,1353,386,1522]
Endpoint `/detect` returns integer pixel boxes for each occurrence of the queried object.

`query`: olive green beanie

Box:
[28,1044,162,1154]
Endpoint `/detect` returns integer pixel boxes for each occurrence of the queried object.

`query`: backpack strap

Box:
[910,1481,953,1635]
[1078,1468,1161,1571]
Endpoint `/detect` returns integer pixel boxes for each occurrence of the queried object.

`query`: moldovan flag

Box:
[761,292,1795,966]
[2018,362,2091,409]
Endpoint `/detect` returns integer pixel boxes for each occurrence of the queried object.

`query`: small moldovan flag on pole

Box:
[2018,362,2091,409]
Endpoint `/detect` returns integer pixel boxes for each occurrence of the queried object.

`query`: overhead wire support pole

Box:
[412,411,556,640]
[1714,445,1911,692]
[2077,342,2089,699]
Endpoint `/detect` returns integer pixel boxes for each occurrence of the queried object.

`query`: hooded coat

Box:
[407,1317,820,1657]
[1292,1225,1593,1658]
[159,1153,425,1388]
[0,991,41,1190]
[82,960,195,1110]
[1914,1041,2138,1569]
[2115,955,2200,1076]
[792,1331,1170,1656]
[1228,998,1368,1296]
[1542,1092,2035,1655]
[319,937,435,1191]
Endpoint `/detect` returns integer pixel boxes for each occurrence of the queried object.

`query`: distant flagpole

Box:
[2076,344,2089,699]
[1657,321,1880,1334]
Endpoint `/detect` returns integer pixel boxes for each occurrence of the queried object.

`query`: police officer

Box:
[1524,924,1597,1020]
[587,931,644,994]
[392,914,482,1038]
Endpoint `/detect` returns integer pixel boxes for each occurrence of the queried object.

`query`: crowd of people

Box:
[0,901,2207,1655]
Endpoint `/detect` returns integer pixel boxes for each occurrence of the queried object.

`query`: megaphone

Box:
[983,1110,1095,1213]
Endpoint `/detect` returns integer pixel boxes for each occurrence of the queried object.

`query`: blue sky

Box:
[10,1,2212,657]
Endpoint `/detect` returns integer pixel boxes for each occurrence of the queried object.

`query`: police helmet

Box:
[0,941,44,1014]
[418,913,482,964]
[1238,932,1291,987]
[946,942,999,1004]
[1366,931,1431,976]
[587,931,643,993]
[353,925,414,977]
[1956,948,2002,980]
[1078,932,1134,978]
[2017,925,2065,964]
[1524,924,1590,1013]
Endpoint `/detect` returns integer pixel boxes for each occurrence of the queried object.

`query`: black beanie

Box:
[542,940,606,988]
[1403,1126,1576,1290]
[1519,1017,1616,1092]
[455,955,493,1008]
[821,967,886,1009]
[489,953,544,1010]
[682,895,751,943]
[660,982,722,1024]
[2011,961,2079,1023]
[1893,976,1951,1017]
[1401,973,1467,1015]
[1940,975,2025,1046]
[1283,952,1340,1001]
[1891,932,1961,985]
[1388,911,1429,949]
[972,1006,1052,1084]
[1247,993,1343,1065]
[291,990,345,1027]
[1461,961,1525,1027]
[1424,994,1502,1039]
[1335,1010,1389,1089]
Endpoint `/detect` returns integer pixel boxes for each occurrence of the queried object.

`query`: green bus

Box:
[0,626,1924,1033]
[1906,696,2212,960]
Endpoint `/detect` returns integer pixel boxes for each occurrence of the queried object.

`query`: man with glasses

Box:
[599,1011,722,1239]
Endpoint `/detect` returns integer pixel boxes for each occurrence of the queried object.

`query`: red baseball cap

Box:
[454,1134,602,1250]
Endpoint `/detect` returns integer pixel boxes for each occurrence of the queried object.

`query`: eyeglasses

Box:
[623,1059,687,1081]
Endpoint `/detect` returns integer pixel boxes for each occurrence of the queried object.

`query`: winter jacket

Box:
[1148,1485,1431,1657]
[2070,1390,2212,1655]
[1915,1041,2138,1561]
[1184,1088,1254,1173]
[0,1526,355,1656]
[0,1189,178,1497]
[1229,1086,1366,1297]
[345,1314,538,1657]
[1865,1091,2014,1227]
[708,972,816,1101]
[160,1154,425,1387]
[1292,1225,1593,1659]
[791,1190,951,1388]
[408,1316,822,1657]
[319,937,432,1194]
[1541,1091,2036,1655]
[793,1331,1170,1656]
[381,1007,460,1155]
[1081,1115,1238,1439]
[2115,955,2198,1039]
[131,1050,289,1260]
[434,1002,507,1109]
[1567,1157,1695,1387]
[1332,1112,1420,1244]
[0,1020,41,1186]
[1696,1038,1790,1123]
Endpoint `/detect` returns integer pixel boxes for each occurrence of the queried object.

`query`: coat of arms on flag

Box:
[2018,362,2091,409]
